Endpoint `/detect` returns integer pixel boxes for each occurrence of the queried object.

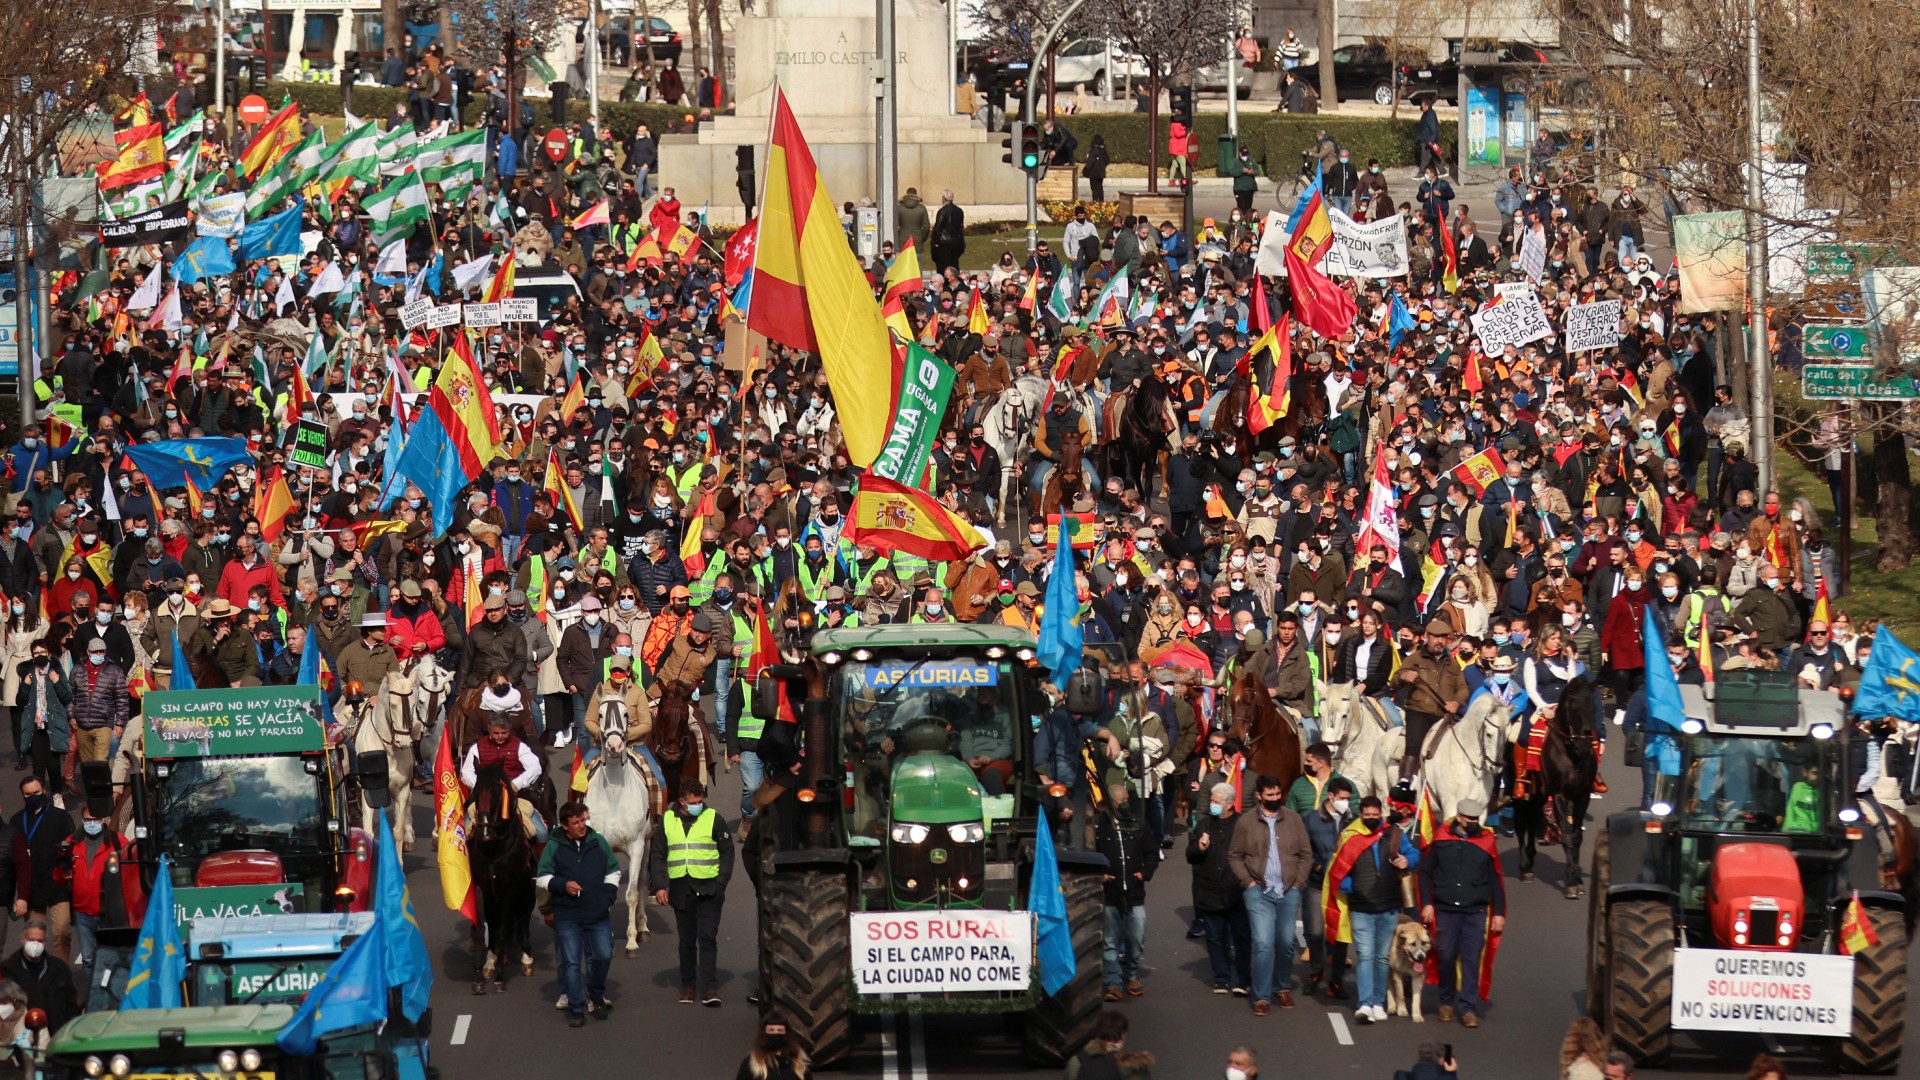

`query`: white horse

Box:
[343,671,427,854]
[583,695,656,956]
[980,375,1048,517]
[1317,681,1406,802]
[1418,692,1510,821]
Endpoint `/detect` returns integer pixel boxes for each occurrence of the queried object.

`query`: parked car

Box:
[1051,38,1251,97]
[597,14,682,66]
[964,43,1031,93]
[1291,43,1405,106]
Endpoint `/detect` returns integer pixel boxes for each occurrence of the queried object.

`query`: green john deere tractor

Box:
[751,624,1107,1067]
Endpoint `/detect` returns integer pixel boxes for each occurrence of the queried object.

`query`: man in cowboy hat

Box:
[337,612,399,700]
[193,599,260,687]
[1394,617,1469,789]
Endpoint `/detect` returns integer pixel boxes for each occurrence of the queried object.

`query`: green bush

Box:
[1047,112,1456,176]
[1257,116,1457,178]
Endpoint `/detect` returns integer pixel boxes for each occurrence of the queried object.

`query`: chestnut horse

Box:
[1227,670,1304,794]
[647,681,712,806]
[1039,430,1087,517]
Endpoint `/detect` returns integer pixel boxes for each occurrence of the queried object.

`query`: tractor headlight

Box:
[947,822,985,843]
[108,1056,131,1078]
[1016,647,1036,661]
[1650,801,1673,817]
[890,823,931,845]
[1839,806,1862,823]
[852,649,873,662]
[241,1049,264,1071]
[1681,719,1705,735]
[985,645,1007,659]
[217,1050,239,1073]
[1811,723,1835,740]
[82,1056,103,1077]
[1734,918,1749,933]
[821,651,844,666]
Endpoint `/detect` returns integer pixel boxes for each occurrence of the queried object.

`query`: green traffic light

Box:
[1021,152,1039,167]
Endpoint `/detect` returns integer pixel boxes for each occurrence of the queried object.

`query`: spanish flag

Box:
[252,466,295,544]
[482,253,516,304]
[1663,417,1683,458]
[746,85,895,468]
[1447,446,1507,496]
[680,487,719,576]
[432,726,479,921]
[1462,347,1484,392]
[557,371,587,423]
[239,102,301,180]
[1807,578,1831,642]
[1840,890,1880,955]
[846,471,988,563]
[98,123,168,190]
[432,332,502,474]
[967,285,990,334]
[882,237,925,342]
[1439,222,1460,294]
[543,446,584,531]
[1322,818,1385,947]
[1287,184,1335,266]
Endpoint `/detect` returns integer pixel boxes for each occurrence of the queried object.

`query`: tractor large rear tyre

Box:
[1604,898,1674,1067]
[1833,907,1907,1074]
[765,868,853,1068]
[1585,829,1611,1024]
[1022,869,1105,1066]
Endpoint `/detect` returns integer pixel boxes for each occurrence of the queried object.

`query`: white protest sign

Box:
[426,303,464,329]
[1492,281,1535,303]
[1519,225,1548,282]
[1324,209,1411,279]
[464,302,503,328]
[500,297,540,323]
[1471,292,1552,354]
[1254,210,1290,277]
[850,911,1034,996]
[1565,299,1623,353]
[398,299,434,331]
[1671,949,1853,1038]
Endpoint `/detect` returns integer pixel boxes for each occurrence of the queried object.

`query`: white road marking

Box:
[1328,1012,1354,1046]
[908,1011,929,1080]
[450,1014,471,1046]
[881,1012,899,1080]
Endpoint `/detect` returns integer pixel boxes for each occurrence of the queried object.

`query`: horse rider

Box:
[1162,359,1209,439]
[1393,617,1468,792]
[957,333,1013,430]
[460,711,548,841]
[1096,325,1151,393]
[1029,392,1098,499]
[1470,655,1532,804]
[580,656,654,793]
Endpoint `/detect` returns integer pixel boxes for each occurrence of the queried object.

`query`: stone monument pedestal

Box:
[657,0,1028,225]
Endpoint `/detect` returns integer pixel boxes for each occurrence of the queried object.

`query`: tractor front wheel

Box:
[764,868,853,1068]
[1833,906,1907,1074]
[1604,898,1674,1067]
[1022,868,1104,1065]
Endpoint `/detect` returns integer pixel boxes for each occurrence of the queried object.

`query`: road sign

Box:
[544,127,568,162]
[1801,364,1920,401]
[1802,282,1864,321]
[238,94,270,125]
[1802,323,1869,359]
[1806,242,1895,281]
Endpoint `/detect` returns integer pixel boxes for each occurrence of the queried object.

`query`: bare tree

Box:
[1354,0,1446,118]
[443,0,563,138]
[1092,0,1237,191]
[1556,0,1920,568]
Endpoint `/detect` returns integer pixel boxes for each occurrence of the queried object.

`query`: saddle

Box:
[1102,389,1131,444]
[1856,796,1900,869]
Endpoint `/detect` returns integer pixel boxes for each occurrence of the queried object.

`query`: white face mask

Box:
[1328,799,1350,816]
[21,941,42,960]
[1227,1069,1250,1080]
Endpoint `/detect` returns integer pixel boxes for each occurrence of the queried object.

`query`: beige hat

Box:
[203,598,237,619]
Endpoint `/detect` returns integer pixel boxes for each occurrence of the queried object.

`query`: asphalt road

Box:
[407,740,1920,1080]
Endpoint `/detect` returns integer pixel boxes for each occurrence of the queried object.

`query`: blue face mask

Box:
[1209,803,1226,817]
[1493,634,1510,646]
[1491,673,1510,686]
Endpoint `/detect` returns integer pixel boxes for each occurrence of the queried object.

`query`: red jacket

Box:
[387,604,447,654]
[1600,587,1652,671]
[57,832,145,922]
[216,556,286,609]
[47,577,99,619]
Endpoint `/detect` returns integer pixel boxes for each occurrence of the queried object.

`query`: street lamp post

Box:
[1746,0,1772,493]
[1023,0,1092,253]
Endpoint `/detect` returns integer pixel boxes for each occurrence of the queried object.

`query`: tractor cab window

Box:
[153,754,332,888]
[1680,736,1825,834]
[838,659,1020,840]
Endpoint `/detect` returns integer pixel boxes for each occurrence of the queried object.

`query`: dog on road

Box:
[1386,915,1433,1021]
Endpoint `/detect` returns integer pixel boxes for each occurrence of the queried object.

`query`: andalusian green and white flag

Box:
[377,122,417,177]
[164,111,205,157]
[419,129,485,204]
[322,120,382,192]
[161,148,199,204]
[103,179,164,220]
[246,127,327,219]
[365,168,429,248]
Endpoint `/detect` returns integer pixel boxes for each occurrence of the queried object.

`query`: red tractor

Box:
[1587,670,1906,1073]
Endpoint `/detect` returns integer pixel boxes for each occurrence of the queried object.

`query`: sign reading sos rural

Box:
[851,911,1035,995]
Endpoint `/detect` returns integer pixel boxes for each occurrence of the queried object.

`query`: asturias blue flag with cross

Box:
[1035,517,1083,688]
[124,437,253,492]
[122,854,185,1008]
[276,917,389,1054]
[1030,809,1077,996]
[376,816,434,1020]
[1854,627,1920,722]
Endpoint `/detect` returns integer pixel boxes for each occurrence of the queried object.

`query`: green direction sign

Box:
[1801,364,1920,401]
[176,883,306,931]
[1807,243,1896,281]
[1803,324,1869,359]
[142,686,327,758]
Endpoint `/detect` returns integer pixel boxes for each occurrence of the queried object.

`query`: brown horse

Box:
[1867,802,1920,935]
[647,681,711,807]
[1512,675,1600,899]
[1226,670,1304,793]
[1038,430,1086,517]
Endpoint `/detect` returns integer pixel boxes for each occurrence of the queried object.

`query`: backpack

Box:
[1326,410,1361,455]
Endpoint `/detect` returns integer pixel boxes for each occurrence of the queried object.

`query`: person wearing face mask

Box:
[1598,566,1653,705]
[1299,777,1355,1000]
[1325,794,1421,1024]
[1394,618,1470,787]
[1188,781,1254,996]
[1417,797,1505,1028]
[66,639,128,771]
[61,802,143,997]
[1730,566,1800,653]
[1226,774,1313,1015]
[629,529,690,617]
[3,918,74,1032]
[647,780,735,1006]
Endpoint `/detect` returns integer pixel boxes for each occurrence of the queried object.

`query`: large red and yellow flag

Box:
[483,254,516,304]
[239,102,302,180]
[433,726,479,922]
[253,466,295,544]
[432,332,502,474]
[543,447,584,531]
[747,86,895,467]
[967,286,990,334]
[98,123,168,190]
[680,487,719,576]
[1285,243,1357,341]
[1287,186,1335,265]
[846,472,988,563]
[1448,446,1507,495]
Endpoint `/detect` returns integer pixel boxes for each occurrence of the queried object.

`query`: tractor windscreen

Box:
[838,658,1019,838]
[1680,735,1826,834]
[153,754,333,883]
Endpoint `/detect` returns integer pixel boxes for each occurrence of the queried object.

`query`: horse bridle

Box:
[1431,703,1505,776]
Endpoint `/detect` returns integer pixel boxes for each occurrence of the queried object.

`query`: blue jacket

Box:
[498,132,519,179]
[1035,707,1098,792]
[536,828,620,922]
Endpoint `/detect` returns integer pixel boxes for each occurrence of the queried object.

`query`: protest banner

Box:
[1565,299,1623,353]
[1471,291,1553,353]
[1324,209,1411,279]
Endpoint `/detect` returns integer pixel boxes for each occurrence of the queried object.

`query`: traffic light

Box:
[342,51,361,84]
[248,52,268,88]
[1019,122,1042,173]
[1169,85,1194,127]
